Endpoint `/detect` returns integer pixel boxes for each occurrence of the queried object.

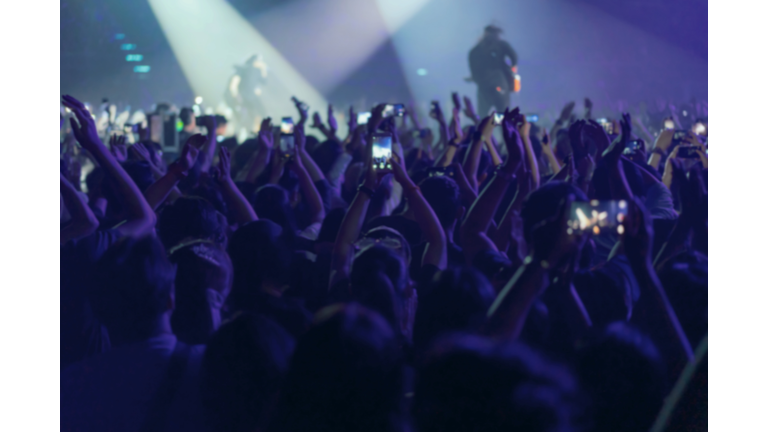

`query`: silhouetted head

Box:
[413,267,495,353]
[201,313,295,432]
[158,196,227,251]
[169,243,233,344]
[413,335,580,432]
[576,322,667,432]
[90,236,176,345]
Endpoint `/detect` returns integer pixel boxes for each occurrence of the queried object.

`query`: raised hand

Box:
[567,120,588,160]
[130,142,153,166]
[327,104,338,133]
[198,115,217,135]
[258,118,274,149]
[367,103,388,135]
[388,151,409,185]
[450,108,463,143]
[602,112,632,164]
[558,101,576,122]
[583,119,611,161]
[61,95,102,151]
[176,136,201,173]
[451,92,462,111]
[478,113,495,142]
[462,95,480,124]
[215,147,232,182]
[311,112,324,129]
[109,134,128,163]
[292,96,309,125]
[500,107,525,173]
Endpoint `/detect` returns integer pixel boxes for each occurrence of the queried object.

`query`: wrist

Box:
[357,184,376,199]
[168,162,189,180]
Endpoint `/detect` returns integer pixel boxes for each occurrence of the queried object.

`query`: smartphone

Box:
[568,200,628,236]
[493,112,505,125]
[623,140,643,155]
[426,166,456,178]
[281,117,294,135]
[664,119,675,130]
[412,129,430,139]
[677,146,701,159]
[124,124,141,134]
[693,121,707,136]
[279,134,295,158]
[371,133,393,170]
[383,104,405,118]
[357,112,372,125]
[596,118,613,135]
[671,130,689,147]
[525,114,539,123]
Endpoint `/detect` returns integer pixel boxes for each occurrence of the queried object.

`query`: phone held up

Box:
[279,135,295,159]
[357,112,372,125]
[281,117,294,135]
[426,166,456,178]
[383,104,405,118]
[568,200,628,236]
[371,133,393,170]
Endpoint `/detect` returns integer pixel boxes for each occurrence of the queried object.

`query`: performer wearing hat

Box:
[467,25,518,116]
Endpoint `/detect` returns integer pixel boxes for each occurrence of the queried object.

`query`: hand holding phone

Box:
[568,200,628,236]
[371,133,393,170]
[281,117,294,135]
[279,134,295,159]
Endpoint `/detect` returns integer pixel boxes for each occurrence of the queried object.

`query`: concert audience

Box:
[60,90,707,431]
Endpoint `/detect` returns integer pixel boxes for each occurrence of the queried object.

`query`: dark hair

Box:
[169,243,233,344]
[413,335,579,432]
[90,236,176,345]
[419,176,462,230]
[215,114,227,126]
[121,160,154,193]
[521,181,588,245]
[201,313,295,432]
[270,304,403,432]
[310,140,342,176]
[250,184,298,236]
[157,196,227,251]
[591,158,647,200]
[316,207,346,244]
[190,184,230,223]
[554,129,571,161]
[227,220,292,311]
[413,267,495,352]
[576,323,667,432]
[231,138,260,177]
[180,107,194,125]
[350,245,409,337]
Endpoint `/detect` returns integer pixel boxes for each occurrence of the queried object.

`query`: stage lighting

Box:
[195,96,203,105]
[148,0,327,129]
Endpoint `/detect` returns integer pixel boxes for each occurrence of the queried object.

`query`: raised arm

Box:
[197,115,218,173]
[539,130,561,174]
[62,95,155,237]
[601,113,633,201]
[214,146,258,225]
[288,145,326,225]
[60,173,99,244]
[390,152,447,269]
[462,115,495,192]
[461,108,525,264]
[624,198,694,378]
[329,117,388,288]
[142,136,202,210]
[518,116,541,189]
[293,105,325,183]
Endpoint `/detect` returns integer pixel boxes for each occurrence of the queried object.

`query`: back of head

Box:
[158,196,226,251]
[270,304,403,432]
[201,313,295,432]
[413,267,495,352]
[169,243,233,344]
[250,184,297,236]
[521,181,588,245]
[413,335,579,432]
[419,176,462,231]
[227,220,292,310]
[350,244,409,336]
[592,158,647,200]
[576,322,667,432]
[90,236,176,345]
[311,139,343,176]
[121,161,154,193]
[179,107,194,126]
[189,184,230,222]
